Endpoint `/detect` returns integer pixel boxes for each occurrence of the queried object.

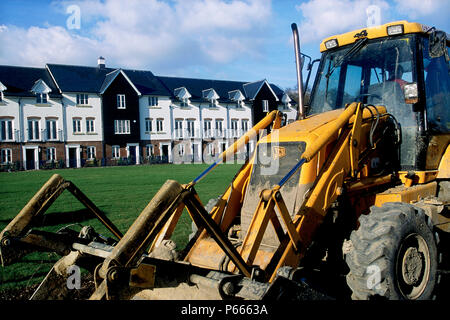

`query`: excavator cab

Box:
[309,24,450,172]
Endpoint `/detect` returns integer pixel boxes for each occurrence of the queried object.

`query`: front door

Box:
[161,145,169,163]
[68,148,77,168]
[128,145,136,164]
[26,149,35,170]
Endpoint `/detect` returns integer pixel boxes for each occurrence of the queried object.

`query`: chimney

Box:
[98,56,105,69]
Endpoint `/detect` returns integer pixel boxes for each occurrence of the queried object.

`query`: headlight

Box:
[325,39,338,49]
[387,24,404,36]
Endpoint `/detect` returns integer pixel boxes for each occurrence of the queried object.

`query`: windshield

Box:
[309,35,420,169]
[309,35,416,117]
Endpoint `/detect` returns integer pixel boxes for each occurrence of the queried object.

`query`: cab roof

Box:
[320,20,449,52]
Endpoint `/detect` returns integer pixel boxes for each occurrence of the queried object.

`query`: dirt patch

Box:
[0,274,96,300]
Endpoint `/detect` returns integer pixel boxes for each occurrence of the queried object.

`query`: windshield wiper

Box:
[325,37,369,78]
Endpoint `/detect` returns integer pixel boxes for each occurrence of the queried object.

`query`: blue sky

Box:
[0,0,449,89]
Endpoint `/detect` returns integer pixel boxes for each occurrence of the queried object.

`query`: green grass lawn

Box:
[0,163,242,290]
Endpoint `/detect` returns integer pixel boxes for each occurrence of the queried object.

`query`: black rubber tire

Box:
[345,202,438,300]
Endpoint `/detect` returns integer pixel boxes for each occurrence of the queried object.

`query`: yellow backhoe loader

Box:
[1,20,449,300]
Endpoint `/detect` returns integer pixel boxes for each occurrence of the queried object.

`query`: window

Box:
[156,119,163,132]
[112,145,120,159]
[46,119,57,140]
[215,119,223,137]
[145,118,152,132]
[204,119,212,138]
[0,91,4,102]
[180,98,189,107]
[207,143,213,155]
[148,96,158,106]
[73,118,82,133]
[186,120,195,138]
[209,99,217,108]
[114,120,130,134]
[76,94,88,105]
[87,146,96,159]
[241,119,249,133]
[178,143,185,156]
[175,119,183,138]
[1,148,12,164]
[117,94,126,109]
[36,93,48,104]
[0,119,13,141]
[231,119,239,137]
[146,144,154,157]
[46,147,56,161]
[262,100,269,112]
[28,119,40,140]
[86,118,95,133]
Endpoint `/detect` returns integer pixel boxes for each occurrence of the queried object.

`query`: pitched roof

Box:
[243,79,281,101]
[46,63,115,93]
[99,69,142,96]
[0,65,61,98]
[123,69,171,96]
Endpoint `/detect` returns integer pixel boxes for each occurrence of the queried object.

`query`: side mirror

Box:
[429,30,447,59]
[403,82,419,104]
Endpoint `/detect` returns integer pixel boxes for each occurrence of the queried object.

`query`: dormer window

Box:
[148,96,158,107]
[281,93,292,110]
[77,93,89,105]
[0,81,6,103]
[262,100,269,113]
[180,98,190,107]
[31,79,52,105]
[228,90,245,109]
[202,88,219,108]
[174,87,192,107]
[36,93,48,104]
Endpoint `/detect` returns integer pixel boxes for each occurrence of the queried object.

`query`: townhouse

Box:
[0,58,297,170]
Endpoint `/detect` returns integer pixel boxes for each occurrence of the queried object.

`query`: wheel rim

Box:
[396,233,431,299]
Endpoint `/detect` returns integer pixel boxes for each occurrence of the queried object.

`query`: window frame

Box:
[76,93,89,105]
[87,146,96,160]
[86,118,95,133]
[112,145,120,159]
[46,119,58,141]
[0,119,14,141]
[1,148,12,164]
[117,94,126,109]
[114,119,131,134]
[28,118,40,141]
[72,118,82,134]
[46,147,56,161]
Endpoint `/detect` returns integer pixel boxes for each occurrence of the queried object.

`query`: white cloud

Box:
[393,0,441,19]
[296,0,390,44]
[0,0,272,75]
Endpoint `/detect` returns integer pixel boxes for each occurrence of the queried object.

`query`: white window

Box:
[262,100,269,112]
[76,94,88,105]
[0,119,13,141]
[28,119,40,140]
[209,99,217,108]
[46,119,58,140]
[0,91,4,102]
[112,145,120,159]
[87,146,96,159]
[117,94,126,109]
[156,119,163,132]
[36,93,48,104]
[241,119,249,133]
[203,120,212,138]
[46,147,56,161]
[186,120,195,138]
[1,148,12,163]
[207,143,213,155]
[86,118,95,133]
[114,120,130,134]
[180,98,189,107]
[215,119,223,137]
[175,119,183,138]
[145,118,152,132]
[231,119,239,137]
[178,143,185,156]
[148,96,158,106]
[73,118,82,133]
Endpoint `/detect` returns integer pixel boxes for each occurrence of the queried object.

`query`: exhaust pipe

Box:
[291,23,305,120]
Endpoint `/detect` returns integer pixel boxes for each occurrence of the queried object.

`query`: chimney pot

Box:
[98,56,105,68]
